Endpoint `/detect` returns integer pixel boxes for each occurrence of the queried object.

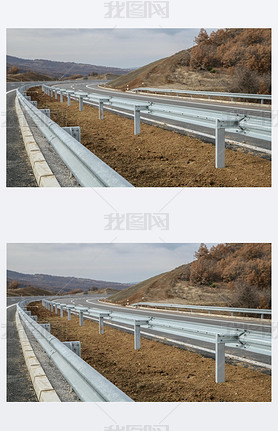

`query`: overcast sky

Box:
[6,28,217,68]
[7,243,216,283]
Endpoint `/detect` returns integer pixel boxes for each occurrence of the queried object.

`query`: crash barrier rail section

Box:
[17,300,133,402]
[43,299,271,383]
[16,85,133,187]
[132,87,272,104]
[132,302,271,319]
[42,84,271,169]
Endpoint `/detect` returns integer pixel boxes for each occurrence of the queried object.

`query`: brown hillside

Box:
[108,29,271,94]
[7,71,54,82]
[7,285,53,297]
[108,243,271,309]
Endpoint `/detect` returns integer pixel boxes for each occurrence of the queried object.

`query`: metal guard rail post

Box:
[44,300,271,383]
[17,300,133,402]
[17,85,133,187]
[42,84,271,169]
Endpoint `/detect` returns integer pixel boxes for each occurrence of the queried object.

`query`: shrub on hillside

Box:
[188,243,271,301]
[230,282,261,308]
[8,66,19,74]
[189,28,271,91]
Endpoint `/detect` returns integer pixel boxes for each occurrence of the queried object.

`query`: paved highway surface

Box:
[51,80,271,153]
[6,87,37,186]
[6,81,82,187]
[6,296,82,402]
[51,295,271,368]
[6,297,39,401]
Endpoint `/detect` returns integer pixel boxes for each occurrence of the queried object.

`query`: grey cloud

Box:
[7,243,217,283]
[7,28,218,68]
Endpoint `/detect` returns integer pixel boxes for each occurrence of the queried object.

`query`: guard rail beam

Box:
[132,302,271,319]
[17,300,133,402]
[132,87,271,104]
[43,299,271,383]
[17,85,133,187]
[42,84,271,169]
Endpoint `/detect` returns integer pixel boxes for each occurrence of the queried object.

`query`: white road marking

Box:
[6,303,17,309]
[6,89,17,94]
[84,300,270,328]
[86,299,123,309]
[84,85,270,114]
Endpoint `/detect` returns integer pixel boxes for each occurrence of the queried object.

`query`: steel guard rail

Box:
[132,87,272,104]
[132,302,272,319]
[43,84,271,141]
[42,84,271,169]
[43,299,271,383]
[16,85,133,187]
[17,300,133,402]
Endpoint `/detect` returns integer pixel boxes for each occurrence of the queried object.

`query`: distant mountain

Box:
[7,270,134,293]
[7,55,131,79]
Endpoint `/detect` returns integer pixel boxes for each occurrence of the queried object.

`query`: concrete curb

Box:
[15,97,61,187]
[15,311,61,402]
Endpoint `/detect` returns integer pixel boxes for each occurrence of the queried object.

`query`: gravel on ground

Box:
[22,317,80,401]
[6,305,37,401]
[6,91,37,187]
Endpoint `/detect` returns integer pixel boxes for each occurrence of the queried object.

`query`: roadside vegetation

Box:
[108,243,271,310]
[108,28,271,94]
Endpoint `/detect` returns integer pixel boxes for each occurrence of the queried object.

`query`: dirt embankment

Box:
[27,87,271,187]
[27,301,271,402]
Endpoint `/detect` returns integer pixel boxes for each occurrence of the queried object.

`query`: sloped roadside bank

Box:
[26,87,271,187]
[27,301,271,402]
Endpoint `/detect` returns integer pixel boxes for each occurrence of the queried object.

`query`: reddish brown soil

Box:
[27,88,271,187]
[27,301,271,402]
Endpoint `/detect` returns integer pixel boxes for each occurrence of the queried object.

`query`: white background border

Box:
[1,0,277,429]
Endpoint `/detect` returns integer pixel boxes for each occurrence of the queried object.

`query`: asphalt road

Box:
[53,296,271,368]
[6,298,38,401]
[6,296,81,402]
[51,80,271,153]
[6,89,37,187]
[6,81,82,187]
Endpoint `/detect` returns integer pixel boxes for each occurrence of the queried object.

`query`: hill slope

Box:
[7,270,134,293]
[108,29,271,94]
[7,70,54,82]
[7,285,53,297]
[7,55,131,79]
[108,243,271,309]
